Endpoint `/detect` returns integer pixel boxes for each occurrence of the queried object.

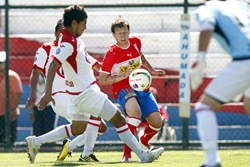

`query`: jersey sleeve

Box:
[33,47,48,71]
[100,51,115,74]
[195,5,216,31]
[52,42,74,65]
[86,53,99,68]
[133,36,142,52]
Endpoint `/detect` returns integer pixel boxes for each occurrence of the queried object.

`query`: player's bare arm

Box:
[190,30,212,91]
[25,68,42,110]
[38,60,59,110]
[199,30,212,52]
[141,53,165,76]
[99,67,132,85]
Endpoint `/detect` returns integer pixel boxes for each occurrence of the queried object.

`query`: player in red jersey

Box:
[99,18,166,162]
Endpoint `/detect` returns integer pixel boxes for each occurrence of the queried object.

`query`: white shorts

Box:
[205,59,250,103]
[52,93,72,123]
[68,84,116,121]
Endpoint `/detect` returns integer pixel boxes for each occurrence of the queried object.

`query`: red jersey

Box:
[101,36,142,97]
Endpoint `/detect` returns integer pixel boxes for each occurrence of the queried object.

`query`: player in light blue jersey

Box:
[190,0,250,167]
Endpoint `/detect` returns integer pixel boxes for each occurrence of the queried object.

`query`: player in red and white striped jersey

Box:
[25,19,106,162]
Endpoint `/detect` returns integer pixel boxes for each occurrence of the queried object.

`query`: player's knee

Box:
[109,110,127,127]
[146,112,163,128]
[71,122,87,135]
[98,119,107,134]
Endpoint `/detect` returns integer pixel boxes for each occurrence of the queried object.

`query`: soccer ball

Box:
[129,69,152,91]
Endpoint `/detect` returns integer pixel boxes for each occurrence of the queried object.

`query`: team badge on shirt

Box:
[56,48,61,55]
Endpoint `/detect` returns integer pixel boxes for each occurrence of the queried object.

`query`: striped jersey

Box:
[33,40,66,95]
[52,28,98,95]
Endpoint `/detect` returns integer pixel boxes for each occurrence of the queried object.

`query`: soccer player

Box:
[98,18,165,162]
[27,5,164,164]
[191,1,250,166]
[25,19,107,162]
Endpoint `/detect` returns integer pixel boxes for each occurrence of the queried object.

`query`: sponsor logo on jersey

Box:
[119,59,140,74]
[126,53,132,57]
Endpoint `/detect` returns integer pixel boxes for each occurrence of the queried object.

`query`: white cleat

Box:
[25,136,39,163]
[140,147,164,163]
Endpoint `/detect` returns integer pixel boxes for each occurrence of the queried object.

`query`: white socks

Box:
[35,124,72,147]
[195,102,220,166]
[81,119,100,156]
[116,124,143,159]
[67,118,101,156]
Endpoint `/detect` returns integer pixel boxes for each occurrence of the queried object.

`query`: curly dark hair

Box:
[63,5,88,27]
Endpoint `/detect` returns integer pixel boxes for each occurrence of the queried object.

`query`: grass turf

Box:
[1,150,250,167]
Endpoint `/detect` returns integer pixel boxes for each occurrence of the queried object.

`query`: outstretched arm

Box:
[141,53,165,76]
[25,68,42,110]
[99,67,132,85]
[38,60,59,110]
[190,30,212,91]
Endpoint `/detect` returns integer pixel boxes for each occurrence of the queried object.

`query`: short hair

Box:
[63,5,88,27]
[55,19,63,32]
[111,18,130,33]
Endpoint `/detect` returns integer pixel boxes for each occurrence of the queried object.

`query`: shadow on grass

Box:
[47,160,139,166]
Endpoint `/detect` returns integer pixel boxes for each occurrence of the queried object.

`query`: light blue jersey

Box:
[195,1,250,60]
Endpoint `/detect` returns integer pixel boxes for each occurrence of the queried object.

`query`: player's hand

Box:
[25,95,36,110]
[150,69,166,76]
[190,61,206,91]
[37,93,55,110]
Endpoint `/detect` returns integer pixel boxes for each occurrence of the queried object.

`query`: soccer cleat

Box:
[200,163,222,167]
[57,139,71,161]
[140,147,164,163]
[121,154,132,162]
[25,136,39,163]
[78,153,100,162]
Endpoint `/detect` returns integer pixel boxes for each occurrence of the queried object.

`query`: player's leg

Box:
[26,102,88,163]
[77,117,104,162]
[117,88,142,162]
[74,86,164,163]
[26,123,74,163]
[195,96,221,167]
[137,91,162,149]
[68,118,107,153]
[141,112,162,149]
[195,61,250,166]
[99,98,164,163]
[57,118,89,161]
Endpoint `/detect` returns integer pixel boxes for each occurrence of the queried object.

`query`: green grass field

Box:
[1,150,250,167]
